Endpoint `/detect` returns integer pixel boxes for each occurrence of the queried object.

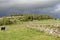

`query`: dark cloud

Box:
[0,0,60,18]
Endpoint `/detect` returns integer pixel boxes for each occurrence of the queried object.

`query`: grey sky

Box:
[0,0,60,8]
[0,0,60,17]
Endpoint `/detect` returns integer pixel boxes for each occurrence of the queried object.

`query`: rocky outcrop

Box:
[23,23,60,37]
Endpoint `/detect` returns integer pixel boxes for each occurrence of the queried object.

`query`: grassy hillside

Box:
[0,14,60,40]
[0,24,60,40]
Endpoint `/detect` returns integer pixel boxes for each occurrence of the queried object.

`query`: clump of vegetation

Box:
[3,17,13,25]
[0,17,13,26]
[10,14,53,21]
[0,14,54,26]
[0,19,3,26]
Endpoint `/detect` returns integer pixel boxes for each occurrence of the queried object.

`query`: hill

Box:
[0,14,60,40]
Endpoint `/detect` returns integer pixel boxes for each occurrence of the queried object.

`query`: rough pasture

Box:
[0,20,60,40]
[0,24,60,40]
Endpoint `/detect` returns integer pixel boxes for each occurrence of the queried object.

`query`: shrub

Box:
[0,19,3,26]
[3,17,13,25]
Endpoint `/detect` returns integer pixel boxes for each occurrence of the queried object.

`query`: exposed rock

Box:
[24,23,60,37]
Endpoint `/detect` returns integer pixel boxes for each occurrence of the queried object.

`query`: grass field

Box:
[0,24,60,40]
[32,19,60,24]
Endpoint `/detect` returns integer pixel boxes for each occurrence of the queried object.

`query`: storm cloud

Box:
[0,0,60,18]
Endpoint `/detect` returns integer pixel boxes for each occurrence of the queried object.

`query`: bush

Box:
[0,14,54,26]
[0,19,3,26]
[3,17,13,25]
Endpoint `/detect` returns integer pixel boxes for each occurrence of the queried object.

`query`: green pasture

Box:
[0,24,60,40]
